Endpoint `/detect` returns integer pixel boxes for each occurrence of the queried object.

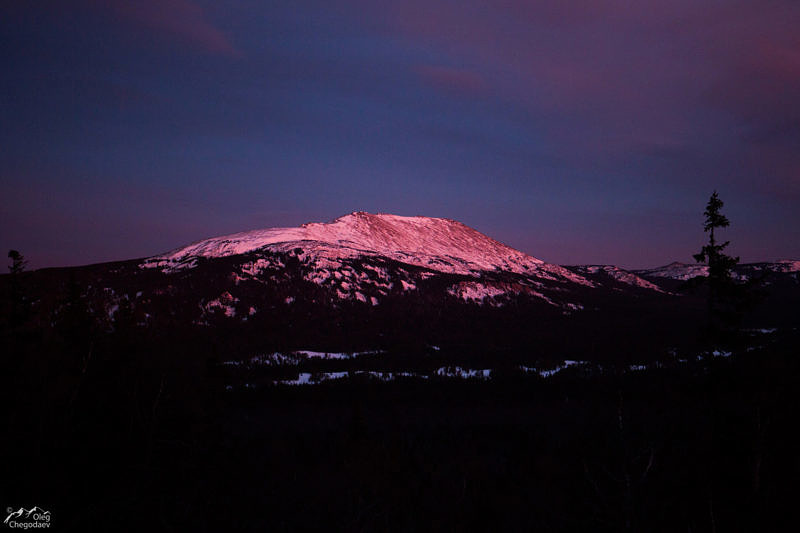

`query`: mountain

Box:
[142,212,798,298]
[565,264,666,292]
[140,212,601,311]
[3,211,798,365]
[144,212,543,272]
[633,262,710,281]
[142,211,589,282]
[634,260,800,281]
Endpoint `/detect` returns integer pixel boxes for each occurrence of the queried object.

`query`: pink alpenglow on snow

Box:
[142,212,592,285]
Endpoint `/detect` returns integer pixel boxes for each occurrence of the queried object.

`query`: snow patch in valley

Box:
[435,366,492,379]
[745,327,776,334]
[223,349,388,368]
[224,344,767,389]
[276,371,429,386]
[295,349,384,360]
[527,359,588,378]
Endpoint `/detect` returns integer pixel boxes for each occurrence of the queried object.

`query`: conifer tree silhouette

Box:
[693,191,741,334]
[8,249,27,274]
[7,250,28,327]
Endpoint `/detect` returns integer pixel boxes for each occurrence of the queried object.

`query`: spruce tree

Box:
[8,250,27,274]
[7,250,28,327]
[693,191,740,332]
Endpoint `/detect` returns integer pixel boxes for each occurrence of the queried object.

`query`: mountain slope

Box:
[141,212,590,285]
[634,261,800,282]
[567,265,666,292]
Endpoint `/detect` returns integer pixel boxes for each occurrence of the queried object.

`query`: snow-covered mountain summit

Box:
[142,212,588,284]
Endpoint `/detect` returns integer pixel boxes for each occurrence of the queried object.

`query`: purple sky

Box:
[2,0,798,269]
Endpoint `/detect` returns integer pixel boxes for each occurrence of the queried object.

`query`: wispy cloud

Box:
[355,0,800,192]
[99,0,239,56]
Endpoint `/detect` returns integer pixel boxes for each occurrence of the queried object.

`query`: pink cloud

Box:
[352,0,800,162]
[100,0,239,56]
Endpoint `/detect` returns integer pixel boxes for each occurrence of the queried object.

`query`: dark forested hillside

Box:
[2,251,799,531]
